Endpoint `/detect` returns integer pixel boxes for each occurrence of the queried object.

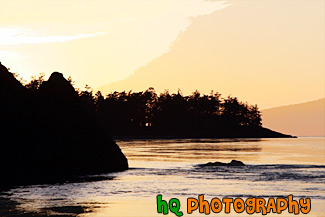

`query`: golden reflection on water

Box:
[4,137,325,217]
[78,137,325,217]
[118,137,325,165]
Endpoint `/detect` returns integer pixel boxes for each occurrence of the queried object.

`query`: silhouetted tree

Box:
[21,73,265,138]
[248,104,262,126]
[79,84,96,113]
[25,73,45,93]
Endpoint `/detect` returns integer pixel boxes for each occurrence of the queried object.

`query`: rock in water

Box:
[228,160,245,166]
[201,160,245,167]
[0,63,128,186]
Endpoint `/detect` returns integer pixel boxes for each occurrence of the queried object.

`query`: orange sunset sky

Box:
[0,0,324,109]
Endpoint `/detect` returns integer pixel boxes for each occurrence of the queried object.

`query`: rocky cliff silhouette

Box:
[0,63,128,187]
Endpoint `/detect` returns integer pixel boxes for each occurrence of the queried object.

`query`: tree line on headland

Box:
[24,72,289,139]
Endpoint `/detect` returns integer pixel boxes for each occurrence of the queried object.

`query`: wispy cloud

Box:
[0,0,230,87]
[0,28,106,46]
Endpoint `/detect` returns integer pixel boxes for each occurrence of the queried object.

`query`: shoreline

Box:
[112,127,295,140]
[114,135,296,141]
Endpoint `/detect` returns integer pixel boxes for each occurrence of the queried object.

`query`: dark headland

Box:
[0,62,293,186]
[0,63,128,187]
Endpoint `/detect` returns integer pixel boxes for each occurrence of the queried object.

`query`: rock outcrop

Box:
[0,63,25,98]
[0,62,128,186]
[201,160,245,167]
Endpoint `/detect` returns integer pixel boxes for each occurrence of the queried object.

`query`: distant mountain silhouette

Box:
[98,0,324,109]
[262,99,325,136]
[0,62,128,187]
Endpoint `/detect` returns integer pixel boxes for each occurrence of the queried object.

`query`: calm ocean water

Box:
[1,137,324,216]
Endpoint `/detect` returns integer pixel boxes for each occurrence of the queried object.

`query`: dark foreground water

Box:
[1,137,324,216]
